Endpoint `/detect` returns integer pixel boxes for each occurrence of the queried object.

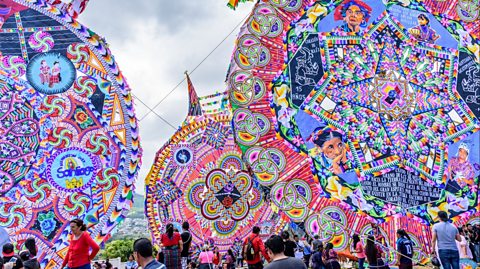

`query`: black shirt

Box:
[3,255,23,269]
[23,258,40,269]
[181,231,192,257]
[284,240,297,257]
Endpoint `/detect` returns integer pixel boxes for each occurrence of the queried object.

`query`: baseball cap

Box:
[2,242,14,257]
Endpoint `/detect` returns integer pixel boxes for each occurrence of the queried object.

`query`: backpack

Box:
[244,236,257,261]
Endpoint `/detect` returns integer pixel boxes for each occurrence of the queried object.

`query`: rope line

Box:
[131,93,177,130]
[137,11,251,123]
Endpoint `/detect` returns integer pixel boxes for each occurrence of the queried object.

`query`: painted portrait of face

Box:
[310,127,349,175]
[345,4,365,28]
[457,147,468,163]
[333,0,372,33]
[417,14,429,26]
[320,135,345,160]
[446,142,475,189]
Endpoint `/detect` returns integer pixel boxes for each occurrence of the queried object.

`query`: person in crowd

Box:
[396,229,413,269]
[212,247,221,268]
[234,241,243,268]
[223,249,235,269]
[105,259,112,269]
[93,262,101,269]
[160,223,183,269]
[61,219,100,269]
[197,245,214,269]
[311,243,325,269]
[133,238,166,269]
[264,235,306,269]
[2,243,23,269]
[431,211,461,269]
[293,235,304,261]
[302,237,312,267]
[473,224,480,263]
[126,254,138,269]
[322,243,340,269]
[281,231,296,258]
[365,235,386,269]
[456,228,472,259]
[351,234,365,269]
[466,223,479,262]
[180,222,192,269]
[243,226,269,269]
[312,235,322,252]
[370,223,385,246]
[19,238,39,269]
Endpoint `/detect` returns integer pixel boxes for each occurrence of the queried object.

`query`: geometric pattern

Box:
[145,80,283,251]
[227,0,479,261]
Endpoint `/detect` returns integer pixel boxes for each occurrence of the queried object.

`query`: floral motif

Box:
[306,4,328,24]
[277,107,295,128]
[72,107,94,130]
[201,168,253,221]
[38,211,57,237]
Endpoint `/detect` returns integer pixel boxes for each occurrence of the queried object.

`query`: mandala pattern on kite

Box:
[0,1,141,268]
[227,0,479,258]
[145,77,285,251]
[271,0,480,223]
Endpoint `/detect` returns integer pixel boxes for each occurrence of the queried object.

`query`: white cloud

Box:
[80,0,253,194]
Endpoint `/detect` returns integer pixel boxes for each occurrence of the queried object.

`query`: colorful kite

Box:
[0,0,141,267]
[145,74,286,250]
[227,0,479,264]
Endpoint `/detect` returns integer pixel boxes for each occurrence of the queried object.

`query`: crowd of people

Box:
[1,239,40,269]
[148,224,407,269]
[0,213,479,269]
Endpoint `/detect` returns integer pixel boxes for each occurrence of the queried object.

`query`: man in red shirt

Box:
[243,226,270,269]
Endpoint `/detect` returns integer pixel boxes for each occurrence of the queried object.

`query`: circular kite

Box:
[0,0,141,267]
[145,75,285,250]
[228,0,479,264]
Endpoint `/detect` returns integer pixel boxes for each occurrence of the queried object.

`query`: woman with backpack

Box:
[322,243,340,269]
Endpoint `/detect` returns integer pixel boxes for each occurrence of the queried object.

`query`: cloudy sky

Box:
[81,1,253,194]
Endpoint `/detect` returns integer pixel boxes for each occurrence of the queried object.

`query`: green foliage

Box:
[100,239,135,262]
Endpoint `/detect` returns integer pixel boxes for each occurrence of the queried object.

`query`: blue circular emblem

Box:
[46,147,100,192]
[174,148,193,166]
[26,52,76,94]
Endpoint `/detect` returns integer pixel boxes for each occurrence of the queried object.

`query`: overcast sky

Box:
[81,1,253,194]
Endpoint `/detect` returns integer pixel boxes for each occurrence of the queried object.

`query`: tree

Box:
[100,239,135,262]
